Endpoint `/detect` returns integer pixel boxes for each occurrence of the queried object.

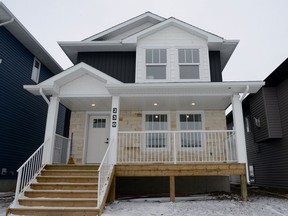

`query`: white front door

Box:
[86,115,110,163]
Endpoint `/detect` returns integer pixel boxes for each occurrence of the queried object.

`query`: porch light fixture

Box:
[191,102,196,106]
[155,115,159,119]
[91,103,96,107]
[154,103,158,106]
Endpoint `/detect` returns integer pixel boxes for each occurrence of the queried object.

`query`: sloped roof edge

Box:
[83,11,165,42]
[0,2,62,74]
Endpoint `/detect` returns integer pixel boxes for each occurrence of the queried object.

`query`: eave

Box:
[0,2,62,74]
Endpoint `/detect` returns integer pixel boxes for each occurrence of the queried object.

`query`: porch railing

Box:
[117,130,237,164]
[13,138,50,205]
[53,134,71,164]
[97,138,115,208]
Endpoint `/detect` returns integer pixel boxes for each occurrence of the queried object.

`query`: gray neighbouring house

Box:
[227,58,288,189]
[0,2,70,191]
[7,11,264,215]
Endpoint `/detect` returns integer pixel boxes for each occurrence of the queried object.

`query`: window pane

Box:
[186,49,192,63]
[178,49,185,63]
[193,49,200,63]
[147,66,166,79]
[153,49,160,63]
[160,49,167,63]
[179,65,199,79]
[146,49,152,63]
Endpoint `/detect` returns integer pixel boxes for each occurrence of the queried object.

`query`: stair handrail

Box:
[13,138,50,206]
[97,138,115,209]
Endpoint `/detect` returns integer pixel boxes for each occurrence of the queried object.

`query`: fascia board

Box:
[122,18,224,44]
[83,12,165,41]
[0,3,62,74]
[106,81,265,96]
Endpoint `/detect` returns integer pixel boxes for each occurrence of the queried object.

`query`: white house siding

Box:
[135,26,210,83]
[69,110,226,164]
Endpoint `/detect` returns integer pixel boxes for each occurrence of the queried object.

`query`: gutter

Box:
[0,18,14,27]
[39,88,50,105]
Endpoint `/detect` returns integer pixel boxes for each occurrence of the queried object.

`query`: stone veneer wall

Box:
[69,110,226,163]
[69,112,86,164]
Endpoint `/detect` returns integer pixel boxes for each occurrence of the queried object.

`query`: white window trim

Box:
[177,48,202,81]
[142,111,171,150]
[31,57,41,83]
[145,48,168,81]
[176,111,205,150]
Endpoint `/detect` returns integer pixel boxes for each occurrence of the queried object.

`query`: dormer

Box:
[59,12,238,83]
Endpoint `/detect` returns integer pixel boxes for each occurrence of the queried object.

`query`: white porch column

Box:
[109,96,120,164]
[232,95,247,164]
[42,96,60,164]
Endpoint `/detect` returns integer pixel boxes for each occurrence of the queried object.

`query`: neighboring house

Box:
[8,12,264,215]
[227,58,288,189]
[0,2,70,191]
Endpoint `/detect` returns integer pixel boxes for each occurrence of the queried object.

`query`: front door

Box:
[86,115,110,163]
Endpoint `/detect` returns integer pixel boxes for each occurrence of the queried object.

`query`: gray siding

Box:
[250,88,282,142]
[245,80,288,189]
[77,52,136,83]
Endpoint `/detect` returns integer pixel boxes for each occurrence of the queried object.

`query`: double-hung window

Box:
[178,49,200,79]
[146,49,167,80]
[179,113,203,148]
[145,114,168,148]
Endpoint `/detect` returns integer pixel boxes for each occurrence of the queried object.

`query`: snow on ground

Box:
[102,194,288,216]
[1,193,287,216]
[0,192,14,216]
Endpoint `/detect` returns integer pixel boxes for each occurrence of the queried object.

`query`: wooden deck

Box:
[113,163,247,201]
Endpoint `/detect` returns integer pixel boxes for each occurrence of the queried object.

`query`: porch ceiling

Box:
[59,95,230,111]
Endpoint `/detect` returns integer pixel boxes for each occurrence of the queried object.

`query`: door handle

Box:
[105,138,109,144]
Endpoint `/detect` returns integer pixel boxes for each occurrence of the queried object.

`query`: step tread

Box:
[20,198,97,201]
[10,206,99,210]
[37,176,98,178]
[26,190,98,193]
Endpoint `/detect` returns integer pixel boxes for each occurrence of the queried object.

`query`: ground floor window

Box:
[145,114,168,148]
[179,113,203,148]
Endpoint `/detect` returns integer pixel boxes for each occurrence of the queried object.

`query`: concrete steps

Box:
[7,164,100,216]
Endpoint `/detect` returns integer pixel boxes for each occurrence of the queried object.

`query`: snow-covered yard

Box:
[102,194,288,216]
[1,193,288,216]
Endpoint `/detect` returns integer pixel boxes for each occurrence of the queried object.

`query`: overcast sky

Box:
[2,0,288,81]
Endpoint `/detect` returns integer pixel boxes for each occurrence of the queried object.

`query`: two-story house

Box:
[8,12,264,215]
[0,2,70,192]
[228,58,288,189]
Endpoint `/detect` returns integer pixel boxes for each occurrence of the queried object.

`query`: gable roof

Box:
[0,2,62,74]
[24,62,122,95]
[59,12,238,71]
[83,12,165,41]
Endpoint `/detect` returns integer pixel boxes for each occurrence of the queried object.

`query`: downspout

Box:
[40,88,50,105]
[240,85,249,102]
[0,18,14,27]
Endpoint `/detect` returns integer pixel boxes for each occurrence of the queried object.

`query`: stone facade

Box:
[69,110,227,164]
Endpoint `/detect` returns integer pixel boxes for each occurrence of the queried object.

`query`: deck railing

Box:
[97,138,115,208]
[13,138,50,205]
[117,130,237,164]
[53,134,71,164]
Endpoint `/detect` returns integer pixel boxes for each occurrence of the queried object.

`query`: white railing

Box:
[118,130,237,164]
[13,138,50,205]
[97,138,115,208]
[53,134,71,164]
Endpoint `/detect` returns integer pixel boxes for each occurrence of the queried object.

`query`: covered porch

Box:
[21,63,264,206]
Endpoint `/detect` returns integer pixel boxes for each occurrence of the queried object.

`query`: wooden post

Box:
[107,176,116,203]
[170,176,175,202]
[240,174,248,201]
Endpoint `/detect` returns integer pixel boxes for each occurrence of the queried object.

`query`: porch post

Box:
[231,94,247,165]
[109,96,120,164]
[42,96,60,165]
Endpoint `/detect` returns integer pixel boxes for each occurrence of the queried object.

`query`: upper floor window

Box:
[178,49,200,79]
[31,57,41,83]
[146,49,167,80]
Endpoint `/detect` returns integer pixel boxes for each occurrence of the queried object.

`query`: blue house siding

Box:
[0,27,69,181]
